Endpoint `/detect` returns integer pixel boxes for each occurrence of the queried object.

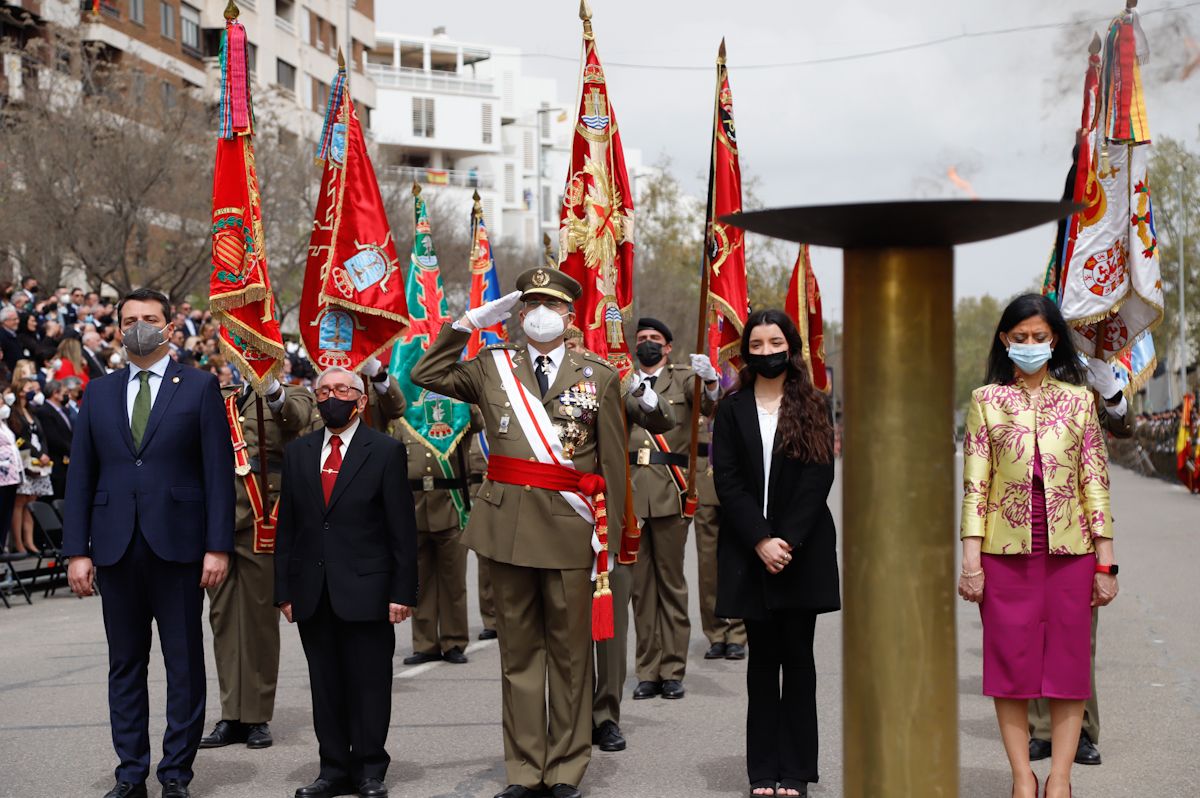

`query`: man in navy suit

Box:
[64,288,235,798]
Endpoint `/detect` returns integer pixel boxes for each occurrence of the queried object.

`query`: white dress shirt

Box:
[321,416,361,471]
[757,404,779,517]
[528,343,566,389]
[126,353,171,423]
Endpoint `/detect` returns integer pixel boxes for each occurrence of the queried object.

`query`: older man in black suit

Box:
[275,365,418,798]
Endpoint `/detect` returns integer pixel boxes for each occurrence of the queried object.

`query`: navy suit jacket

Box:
[63,358,235,566]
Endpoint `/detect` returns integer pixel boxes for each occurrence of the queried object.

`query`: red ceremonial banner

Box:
[208,11,285,391]
[704,44,748,368]
[300,65,409,372]
[785,245,830,393]
[558,7,635,378]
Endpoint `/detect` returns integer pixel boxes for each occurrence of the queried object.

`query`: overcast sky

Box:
[379,0,1200,321]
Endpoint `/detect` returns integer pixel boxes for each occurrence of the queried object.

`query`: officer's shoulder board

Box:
[484,342,522,352]
[580,351,617,374]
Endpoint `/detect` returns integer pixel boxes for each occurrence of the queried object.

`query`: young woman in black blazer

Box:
[713,308,840,798]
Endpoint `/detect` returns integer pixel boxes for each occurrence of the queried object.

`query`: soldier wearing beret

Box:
[628,318,721,702]
[411,266,628,798]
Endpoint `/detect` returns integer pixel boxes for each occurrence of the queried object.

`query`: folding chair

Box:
[29,501,67,597]
[51,499,66,520]
[0,525,32,608]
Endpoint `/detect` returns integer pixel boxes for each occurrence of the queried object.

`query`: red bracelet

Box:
[1094,563,1119,575]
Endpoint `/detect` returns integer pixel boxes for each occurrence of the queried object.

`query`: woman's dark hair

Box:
[737,308,834,463]
[985,293,1086,386]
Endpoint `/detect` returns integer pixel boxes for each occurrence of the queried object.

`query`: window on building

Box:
[181,4,201,53]
[482,104,493,145]
[540,102,551,139]
[504,163,515,203]
[130,0,145,25]
[276,58,296,93]
[246,42,257,74]
[312,78,330,116]
[412,97,435,138]
[161,80,177,109]
[361,104,372,131]
[160,3,175,40]
[523,131,535,171]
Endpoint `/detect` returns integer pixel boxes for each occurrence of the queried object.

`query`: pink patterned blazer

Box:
[960,377,1112,555]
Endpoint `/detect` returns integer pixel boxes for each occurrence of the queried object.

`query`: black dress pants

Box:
[297,585,396,784]
[96,529,206,786]
[744,610,819,786]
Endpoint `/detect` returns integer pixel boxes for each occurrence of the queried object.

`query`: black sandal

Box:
[776,780,808,797]
[749,781,776,797]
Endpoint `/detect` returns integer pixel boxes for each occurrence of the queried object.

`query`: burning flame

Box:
[947,166,978,200]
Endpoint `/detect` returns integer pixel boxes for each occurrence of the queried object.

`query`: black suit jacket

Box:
[1,328,25,373]
[82,348,108,379]
[712,388,841,620]
[35,403,72,461]
[274,423,418,624]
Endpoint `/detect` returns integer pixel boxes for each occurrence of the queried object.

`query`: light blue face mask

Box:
[1007,341,1053,375]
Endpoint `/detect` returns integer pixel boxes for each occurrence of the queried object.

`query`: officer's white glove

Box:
[263,377,282,397]
[1085,356,1121,399]
[360,357,382,378]
[690,353,720,383]
[465,290,522,331]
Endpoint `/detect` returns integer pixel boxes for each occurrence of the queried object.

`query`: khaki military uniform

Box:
[592,394,674,730]
[693,417,746,648]
[468,433,497,635]
[207,384,317,725]
[365,373,406,432]
[411,323,627,791]
[629,364,716,684]
[395,408,484,656]
[1029,398,1131,744]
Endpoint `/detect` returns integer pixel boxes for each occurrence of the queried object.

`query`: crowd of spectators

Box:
[0,276,322,557]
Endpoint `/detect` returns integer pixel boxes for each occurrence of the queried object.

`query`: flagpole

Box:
[685,38,726,518]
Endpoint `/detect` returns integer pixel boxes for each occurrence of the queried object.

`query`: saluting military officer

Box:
[411,267,627,798]
[396,407,484,665]
[200,375,317,751]
[693,414,747,661]
[627,318,720,701]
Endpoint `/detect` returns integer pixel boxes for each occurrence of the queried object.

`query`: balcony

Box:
[275,16,295,36]
[367,64,494,96]
[378,165,494,190]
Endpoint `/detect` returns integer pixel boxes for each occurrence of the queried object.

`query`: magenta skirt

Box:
[978,452,1094,700]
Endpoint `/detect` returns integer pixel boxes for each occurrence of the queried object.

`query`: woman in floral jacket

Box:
[958,294,1118,798]
[0,386,24,552]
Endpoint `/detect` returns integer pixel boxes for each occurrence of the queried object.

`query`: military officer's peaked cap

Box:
[636,317,672,342]
[516,266,581,304]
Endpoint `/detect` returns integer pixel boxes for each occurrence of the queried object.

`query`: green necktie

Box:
[131,371,152,450]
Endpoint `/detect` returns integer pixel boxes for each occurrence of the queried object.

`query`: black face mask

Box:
[317,397,359,429]
[635,340,664,368]
[746,351,789,379]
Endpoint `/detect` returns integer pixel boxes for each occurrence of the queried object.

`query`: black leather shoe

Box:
[198,719,247,748]
[246,722,273,748]
[295,778,355,798]
[661,679,686,699]
[479,628,498,640]
[103,783,146,798]
[704,642,727,659]
[403,651,442,665]
[357,778,388,797]
[725,643,746,660]
[161,780,190,798]
[493,786,538,798]
[1075,731,1101,765]
[632,680,661,699]
[550,784,582,798]
[1029,737,1051,761]
[592,720,626,751]
[442,646,468,664]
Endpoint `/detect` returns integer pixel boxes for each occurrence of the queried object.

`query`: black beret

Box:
[636,317,672,342]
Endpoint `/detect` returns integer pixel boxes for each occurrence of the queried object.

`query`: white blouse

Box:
[757,404,779,517]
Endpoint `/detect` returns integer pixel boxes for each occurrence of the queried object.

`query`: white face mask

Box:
[31,392,44,407]
[0,405,10,421]
[3,393,13,407]
[522,305,567,344]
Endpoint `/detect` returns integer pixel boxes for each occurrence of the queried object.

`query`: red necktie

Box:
[321,435,343,505]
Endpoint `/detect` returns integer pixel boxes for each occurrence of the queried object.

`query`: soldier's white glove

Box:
[1085,356,1121,399]
[629,374,660,411]
[263,377,282,397]
[360,357,383,378]
[690,353,720,383]
[465,290,522,331]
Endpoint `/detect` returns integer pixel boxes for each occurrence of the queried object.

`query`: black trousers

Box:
[744,610,819,786]
[96,530,206,785]
[297,585,396,784]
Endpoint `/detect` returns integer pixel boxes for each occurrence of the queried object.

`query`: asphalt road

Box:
[0,461,1196,798]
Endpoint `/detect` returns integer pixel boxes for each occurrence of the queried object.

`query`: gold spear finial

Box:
[337,47,346,70]
[1089,32,1102,54]
[472,189,482,216]
[412,181,422,197]
[718,37,726,64]
[580,0,593,38]
[224,0,239,20]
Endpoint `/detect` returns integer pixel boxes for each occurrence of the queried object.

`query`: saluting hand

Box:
[199,551,229,589]
[389,603,412,624]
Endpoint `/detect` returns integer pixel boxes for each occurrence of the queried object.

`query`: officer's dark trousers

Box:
[744,610,819,787]
[97,529,206,786]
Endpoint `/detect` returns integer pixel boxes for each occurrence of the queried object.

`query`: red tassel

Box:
[682,494,699,518]
[591,590,614,642]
